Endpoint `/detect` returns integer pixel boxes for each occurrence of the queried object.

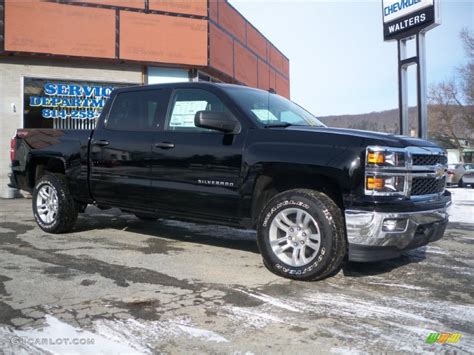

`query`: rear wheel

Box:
[257,189,347,281]
[32,173,78,233]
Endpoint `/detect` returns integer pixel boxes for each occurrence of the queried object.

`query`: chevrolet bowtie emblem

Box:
[434,164,445,179]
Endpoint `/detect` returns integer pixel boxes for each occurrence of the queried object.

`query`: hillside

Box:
[319,106,474,142]
[319,107,418,134]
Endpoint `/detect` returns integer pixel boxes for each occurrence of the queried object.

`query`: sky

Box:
[230,0,474,116]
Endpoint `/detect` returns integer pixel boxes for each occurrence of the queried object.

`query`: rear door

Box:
[89,88,169,210]
[150,87,245,221]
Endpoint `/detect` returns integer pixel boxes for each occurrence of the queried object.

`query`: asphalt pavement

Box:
[0,189,473,354]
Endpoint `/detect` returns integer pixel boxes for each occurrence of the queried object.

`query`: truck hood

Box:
[285,126,440,148]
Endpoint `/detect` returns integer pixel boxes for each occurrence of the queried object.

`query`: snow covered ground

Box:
[0,189,472,354]
[447,187,474,223]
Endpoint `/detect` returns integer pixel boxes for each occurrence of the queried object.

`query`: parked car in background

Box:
[447,163,474,187]
[460,164,474,188]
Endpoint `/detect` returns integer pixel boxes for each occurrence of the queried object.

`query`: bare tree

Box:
[428,29,474,159]
[429,81,469,149]
[459,28,474,105]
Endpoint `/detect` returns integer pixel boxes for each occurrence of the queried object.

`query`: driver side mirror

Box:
[194,111,240,134]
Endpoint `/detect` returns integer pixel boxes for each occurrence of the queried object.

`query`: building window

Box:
[464,151,473,163]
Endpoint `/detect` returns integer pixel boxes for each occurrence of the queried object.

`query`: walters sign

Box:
[382,0,440,41]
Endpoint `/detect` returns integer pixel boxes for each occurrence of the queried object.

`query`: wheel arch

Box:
[250,163,346,226]
[28,156,66,189]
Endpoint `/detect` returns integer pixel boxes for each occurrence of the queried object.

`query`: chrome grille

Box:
[412,154,447,166]
[412,177,446,196]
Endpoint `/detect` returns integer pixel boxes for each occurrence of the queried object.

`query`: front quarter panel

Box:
[241,128,367,218]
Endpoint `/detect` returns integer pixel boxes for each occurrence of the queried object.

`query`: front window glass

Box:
[165,89,236,132]
[223,86,325,127]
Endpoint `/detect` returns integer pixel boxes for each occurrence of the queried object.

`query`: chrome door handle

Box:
[154,142,175,149]
[93,140,109,146]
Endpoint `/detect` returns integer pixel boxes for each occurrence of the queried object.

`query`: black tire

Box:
[32,173,78,233]
[135,214,158,221]
[257,189,347,281]
[458,179,464,188]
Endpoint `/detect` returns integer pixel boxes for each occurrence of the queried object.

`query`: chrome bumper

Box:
[345,207,449,261]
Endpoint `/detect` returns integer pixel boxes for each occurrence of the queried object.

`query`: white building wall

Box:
[0,57,143,198]
[447,149,460,164]
[147,67,190,84]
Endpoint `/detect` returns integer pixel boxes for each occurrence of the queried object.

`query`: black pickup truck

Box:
[9,82,451,280]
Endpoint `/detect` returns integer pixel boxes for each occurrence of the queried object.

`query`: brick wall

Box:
[2,0,290,98]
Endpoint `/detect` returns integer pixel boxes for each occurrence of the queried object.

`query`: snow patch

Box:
[447,188,474,224]
[365,282,426,290]
[224,306,286,329]
[303,292,434,323]
[424,246,449,255]
[14,315,145,354]
[94,317,228,347]
[331,347,364,355]
[237,289,302,313]
[176,324,228,343]
[3,315,228,354]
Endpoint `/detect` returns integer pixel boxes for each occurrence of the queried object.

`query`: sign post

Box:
[382,0,440,139]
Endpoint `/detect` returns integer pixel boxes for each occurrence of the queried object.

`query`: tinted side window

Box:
[106,90,162,131]
[165,89,235,132]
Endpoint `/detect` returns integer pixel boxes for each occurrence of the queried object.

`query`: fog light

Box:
[382,218,408,232]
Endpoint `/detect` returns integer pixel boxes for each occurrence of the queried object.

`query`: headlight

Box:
[365,146,408,196]
[365,174,406,196]
[364,146,447,198]
[366,147,406,168]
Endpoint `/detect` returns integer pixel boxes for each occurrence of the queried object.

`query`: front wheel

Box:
[257,189,347,281]
[32,173,78,233]
[458,179,464,188]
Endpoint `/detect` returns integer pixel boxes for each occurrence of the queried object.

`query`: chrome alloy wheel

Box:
[36,185,59,224]
[269,208,321,267]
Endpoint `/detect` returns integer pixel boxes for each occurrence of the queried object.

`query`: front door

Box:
[89,88,169,210]
[150,88,244,222]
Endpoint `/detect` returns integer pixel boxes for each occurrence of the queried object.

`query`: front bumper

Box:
[345,207,449,262]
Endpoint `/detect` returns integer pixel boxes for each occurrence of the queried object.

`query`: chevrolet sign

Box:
[382,0,440,41]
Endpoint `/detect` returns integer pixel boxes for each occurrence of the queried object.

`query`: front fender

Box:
[240,139,366,221]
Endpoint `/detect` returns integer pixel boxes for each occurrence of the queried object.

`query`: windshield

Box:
[222,86,325,127]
